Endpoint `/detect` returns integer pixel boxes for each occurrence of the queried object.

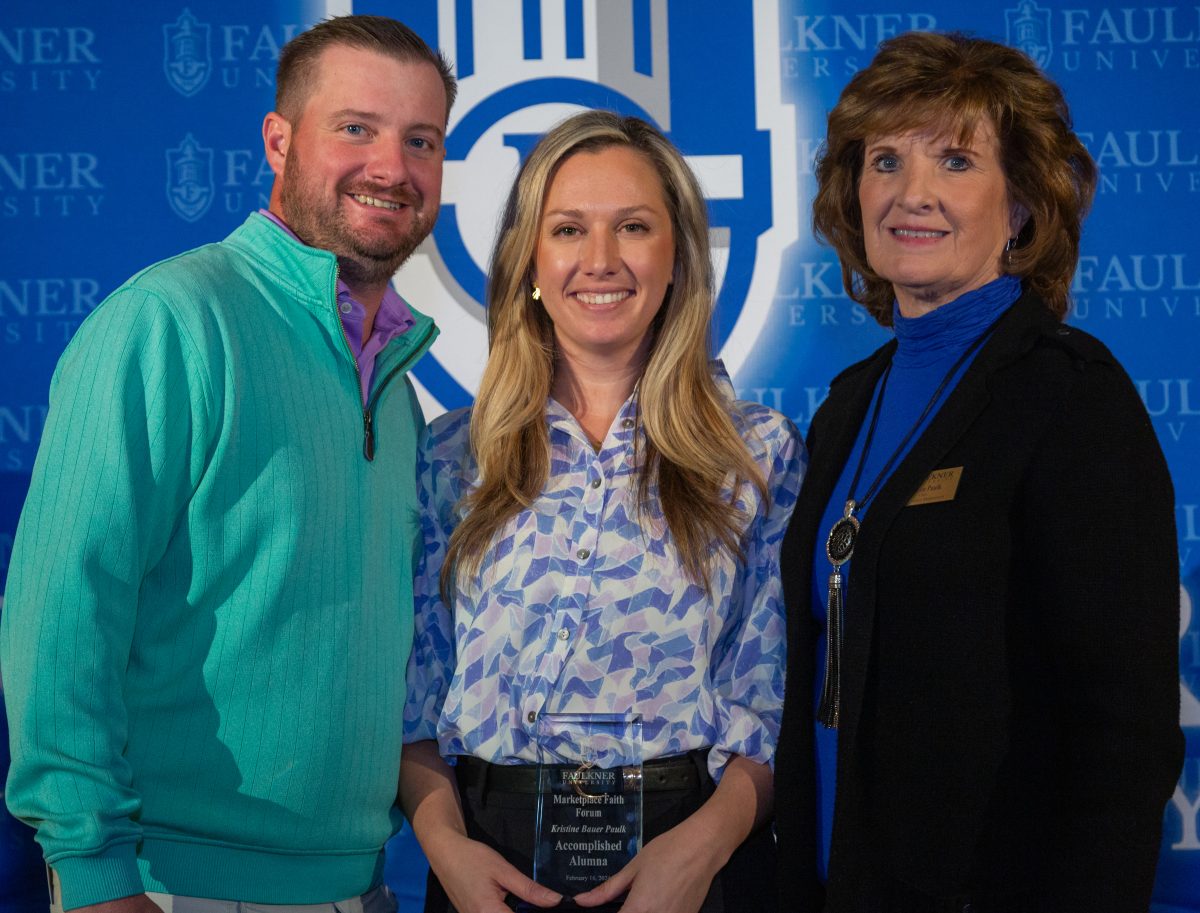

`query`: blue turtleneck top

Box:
[811,274,1022,879]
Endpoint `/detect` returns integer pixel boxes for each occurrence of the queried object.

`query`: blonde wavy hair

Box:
[442,110,767,599]
[813,31,1097,325]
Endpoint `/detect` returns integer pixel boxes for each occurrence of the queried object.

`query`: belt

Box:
[455,749,707,795]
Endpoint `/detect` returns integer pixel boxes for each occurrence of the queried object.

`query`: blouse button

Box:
[591,477,602,489]
[339,301,353,315]
[576,548,591,560]
[527,711,537,724]
[558,628,570,641]
[621,418,635,430]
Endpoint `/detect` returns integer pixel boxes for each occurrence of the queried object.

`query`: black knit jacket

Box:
[775,291,1183,913]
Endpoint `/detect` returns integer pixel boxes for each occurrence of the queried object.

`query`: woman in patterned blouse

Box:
[399,110,804,913]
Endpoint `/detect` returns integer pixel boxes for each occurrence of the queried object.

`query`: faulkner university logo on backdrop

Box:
[391,0,798,413]
[166,133,214,222]
[1005,0,1052,68]
[163,7,301,94]
[163,9,211,96]
[1001,2,1200,73]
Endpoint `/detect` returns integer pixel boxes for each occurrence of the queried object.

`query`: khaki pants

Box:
[48,869,396,913]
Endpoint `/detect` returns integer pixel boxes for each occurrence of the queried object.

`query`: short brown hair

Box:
[275,15,457,123]
[813,31,1097,324]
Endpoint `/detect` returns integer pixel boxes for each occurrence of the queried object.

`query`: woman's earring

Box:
[531,285,542,301]
[1004,237,1016,267]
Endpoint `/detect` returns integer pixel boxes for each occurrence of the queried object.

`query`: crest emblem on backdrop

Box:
[166,133,215,222]
[163,9,213,97]
[1004,0,1053,69]
[391,0,798,414]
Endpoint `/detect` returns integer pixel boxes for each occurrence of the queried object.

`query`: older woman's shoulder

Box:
[997,313,1133,398]
[991,315,1153,445]
[1028,320,1122,368]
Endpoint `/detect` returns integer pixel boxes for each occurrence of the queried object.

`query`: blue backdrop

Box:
[1,1,1197,910]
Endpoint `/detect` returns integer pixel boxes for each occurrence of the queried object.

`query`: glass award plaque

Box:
[528,712,643,911]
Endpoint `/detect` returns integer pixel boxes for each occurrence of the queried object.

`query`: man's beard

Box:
[279,146,436,287]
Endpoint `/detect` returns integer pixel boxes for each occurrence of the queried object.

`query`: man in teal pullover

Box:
[1,16,456,913]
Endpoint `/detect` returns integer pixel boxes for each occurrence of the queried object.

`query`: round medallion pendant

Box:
[826,515,860,566]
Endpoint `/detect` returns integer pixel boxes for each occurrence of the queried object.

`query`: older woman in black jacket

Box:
[774,32,1182,913]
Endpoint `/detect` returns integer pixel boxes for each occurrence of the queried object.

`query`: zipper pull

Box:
[363,409,375,461]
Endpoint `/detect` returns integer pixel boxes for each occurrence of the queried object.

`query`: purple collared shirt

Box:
[259,210,416,405]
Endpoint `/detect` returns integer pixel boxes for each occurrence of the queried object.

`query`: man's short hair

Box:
[275,15,457,124]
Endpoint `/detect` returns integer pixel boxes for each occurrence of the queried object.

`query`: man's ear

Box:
[263,112,292,178]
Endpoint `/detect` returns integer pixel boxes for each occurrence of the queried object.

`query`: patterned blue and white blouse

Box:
[403,365,804,781]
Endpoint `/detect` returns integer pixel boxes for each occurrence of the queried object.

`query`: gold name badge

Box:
[906,466,963,506]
